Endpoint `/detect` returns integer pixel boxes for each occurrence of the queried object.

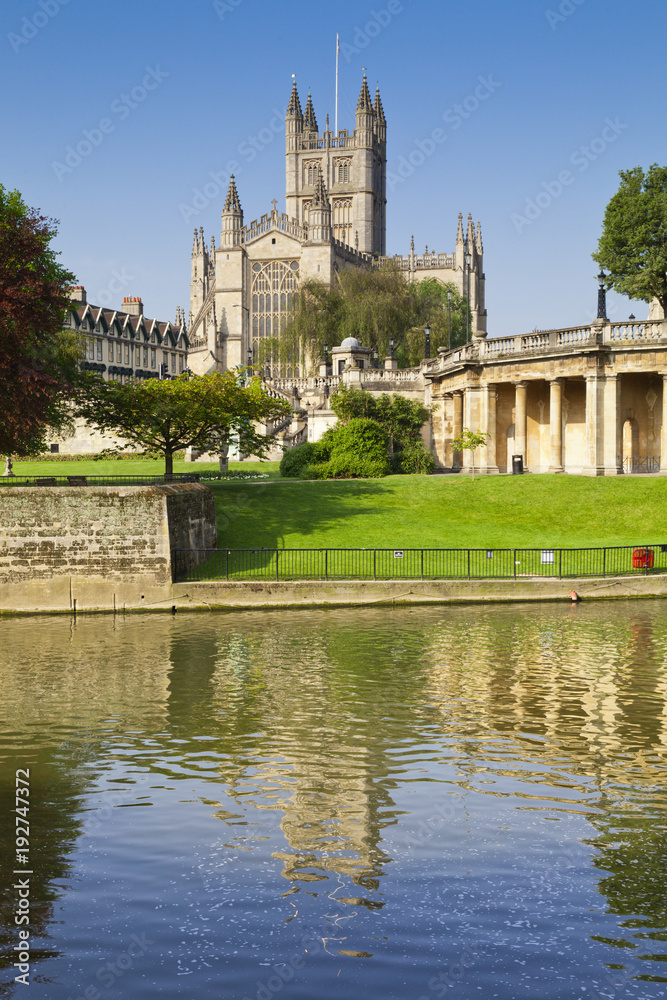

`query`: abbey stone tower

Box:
[185,74,487,377]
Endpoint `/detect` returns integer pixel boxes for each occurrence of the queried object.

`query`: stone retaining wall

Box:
[0,484,216,612]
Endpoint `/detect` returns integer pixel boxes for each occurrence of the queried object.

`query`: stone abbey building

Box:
[185,74,487,376]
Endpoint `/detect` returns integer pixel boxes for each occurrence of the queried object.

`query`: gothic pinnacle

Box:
[456,212,464,245]
[313,164,329,207]
[374,85,385,123]
[356,72,373,112]
[304,91,318,132]
[223,174,242,213]
[287,76,302,117]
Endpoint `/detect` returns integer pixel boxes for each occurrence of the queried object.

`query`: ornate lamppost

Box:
[424,323,431,359]
[596,270,608,320]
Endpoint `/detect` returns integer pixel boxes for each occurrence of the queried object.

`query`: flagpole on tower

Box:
[335,33,339,135]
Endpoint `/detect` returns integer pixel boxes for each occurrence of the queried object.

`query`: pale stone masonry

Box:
[0,484,216,611]
[186,74,486,377]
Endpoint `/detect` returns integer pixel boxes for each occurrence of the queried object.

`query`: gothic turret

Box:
[475,220,483,256]
[190,226,209,317]
[374,86,386,144]
[355,73,374,147]
[309,165,331,242]
[303,92,318,133]
[220,175,243,247]
[285,77,303,153]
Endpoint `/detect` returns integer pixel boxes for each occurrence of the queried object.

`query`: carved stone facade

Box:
[268,318,667,476]
[186,75,486,378]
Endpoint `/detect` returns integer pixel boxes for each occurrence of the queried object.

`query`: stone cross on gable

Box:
[271,199,278,213]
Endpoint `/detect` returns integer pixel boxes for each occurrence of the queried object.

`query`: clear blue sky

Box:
[2,0,665,337]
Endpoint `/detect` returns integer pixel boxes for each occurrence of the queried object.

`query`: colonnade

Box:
[444,373,667,475]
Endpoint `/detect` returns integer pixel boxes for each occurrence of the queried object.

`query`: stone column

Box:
[603,374,623,475]
[452,390,463,470]
[514,381,527,468]
[660,375,667,475]
[548,379,564,473]
[583,374,604,476]
[480,383,499,473]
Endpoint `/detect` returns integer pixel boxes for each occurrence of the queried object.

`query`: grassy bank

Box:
[210,474,667,550]
[7,458,281,480]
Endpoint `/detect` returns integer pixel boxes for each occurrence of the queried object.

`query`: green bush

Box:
[279,441,318,478]
[318,451,390,479]
[398,440,436,475]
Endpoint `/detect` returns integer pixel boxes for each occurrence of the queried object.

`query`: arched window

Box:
[251,260,300,376]
[333,158,351,184]
[332,198,352,245]
[303,160,321,187]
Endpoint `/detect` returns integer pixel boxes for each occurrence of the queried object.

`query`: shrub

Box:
[279,441,318,478]
[332,417,389,457]
[318,452,390,479]
[398,440,436,475]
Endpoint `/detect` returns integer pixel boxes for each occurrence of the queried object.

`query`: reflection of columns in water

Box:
[548,378,564,473]
[452,390,463,470]
[514,381,527,465]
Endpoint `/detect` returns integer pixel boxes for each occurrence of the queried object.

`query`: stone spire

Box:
[476,220,483,255]
[192,228,199,255]
[312,164,330,208]
[221,175,243,247]
[303,91,318,132]
[374,86,385,123]
[466,212,475,248]
[309,165,331,242]
[356,73,373,111]
[286,77,303,118]
[223,174,242,213]
[456,212,465,247]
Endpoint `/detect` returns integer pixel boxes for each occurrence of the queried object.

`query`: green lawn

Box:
[7,458,281,480]
[209,474,667,550]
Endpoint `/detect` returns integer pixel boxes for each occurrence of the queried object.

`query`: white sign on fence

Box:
[541,550,555,564]
[394,550,404,559]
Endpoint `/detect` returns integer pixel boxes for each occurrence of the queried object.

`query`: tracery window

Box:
[333,158,351,184]
[332,198,352,245]
[251,260,300,376]
[303,160,321,186]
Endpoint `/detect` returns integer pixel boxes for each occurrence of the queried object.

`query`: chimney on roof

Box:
[122,296,143,316]
[70,285,86,303]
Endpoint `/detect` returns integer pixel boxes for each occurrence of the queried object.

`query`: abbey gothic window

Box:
[251,260,299,374]
[301,200,311,227]
[333,158,351,184]
[332,198,352,245]
[303,160,321,187]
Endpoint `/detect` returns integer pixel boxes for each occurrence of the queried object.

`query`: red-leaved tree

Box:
[0,185,81,456]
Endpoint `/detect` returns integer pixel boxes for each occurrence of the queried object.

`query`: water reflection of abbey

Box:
[2,608,666,956]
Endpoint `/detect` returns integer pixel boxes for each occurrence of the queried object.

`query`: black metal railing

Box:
[173,544,667,583]
[622,457,660,473]
[0,474,201,487]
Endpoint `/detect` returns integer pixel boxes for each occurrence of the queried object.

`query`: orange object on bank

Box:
[632,548,654,569]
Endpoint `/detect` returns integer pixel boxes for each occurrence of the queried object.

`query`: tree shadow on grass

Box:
[211,478,392,549]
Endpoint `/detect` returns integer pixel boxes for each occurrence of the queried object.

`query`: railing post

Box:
[514,550,517,580]
[373,550,376,580]
[421,549,424,580]
[603,548,606,578]
[276,549,279,582]
[467,549,471,580]
[226,549,229,580]
[558,549,562,580]
[325,549,328,581]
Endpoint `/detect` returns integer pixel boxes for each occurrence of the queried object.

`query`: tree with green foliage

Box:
[451,428,490,481]
[260,266,470,374]
[330,386,434,473]
[76,372,290,475]
[0,185,82,459]
[593,164,667,313]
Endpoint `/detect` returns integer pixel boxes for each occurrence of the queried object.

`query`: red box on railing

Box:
[632,548,654,569]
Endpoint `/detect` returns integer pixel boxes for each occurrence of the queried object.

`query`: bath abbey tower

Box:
[185,74,487,376]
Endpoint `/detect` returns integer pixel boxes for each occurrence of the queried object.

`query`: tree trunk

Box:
[165,449,174,479]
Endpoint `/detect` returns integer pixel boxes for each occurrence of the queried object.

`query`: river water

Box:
[1,602,666,999]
